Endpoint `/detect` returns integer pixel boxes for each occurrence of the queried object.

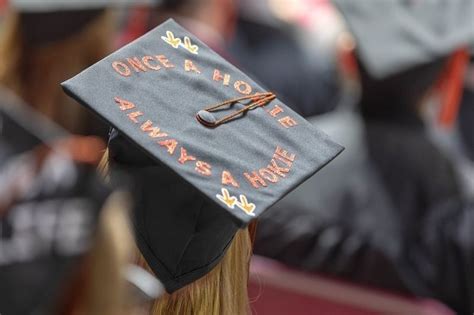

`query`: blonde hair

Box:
[138,228,252,315]
[99,151,252,315]
[0,10,114,134]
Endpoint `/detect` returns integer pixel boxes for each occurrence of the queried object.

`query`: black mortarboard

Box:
[11,0,152,46]
[0,97,110,315]
[155,0,189,9]
[12,0,148,11]
[333,0,474,79]
[62,19,343,292]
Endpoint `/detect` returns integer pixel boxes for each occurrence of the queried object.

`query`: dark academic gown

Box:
[254,110,473,314]
[459,88,474,161]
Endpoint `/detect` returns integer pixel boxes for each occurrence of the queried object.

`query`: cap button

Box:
[196,110,217,127]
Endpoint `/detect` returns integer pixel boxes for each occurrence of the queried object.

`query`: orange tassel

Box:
[437,48,470,128]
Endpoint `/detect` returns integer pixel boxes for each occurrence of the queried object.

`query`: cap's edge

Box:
[134,227,234,293]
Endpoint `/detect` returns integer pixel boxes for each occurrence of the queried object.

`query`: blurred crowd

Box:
[0,0,473,314]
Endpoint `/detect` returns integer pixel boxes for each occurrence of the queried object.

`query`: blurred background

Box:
[0,0,472,314]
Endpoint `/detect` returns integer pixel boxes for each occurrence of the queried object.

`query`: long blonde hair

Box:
[99,151,253,315]
[0,10,114,135]
[137,228,252,315]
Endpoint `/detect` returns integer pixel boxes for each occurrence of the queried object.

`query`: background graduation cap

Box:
[332,0,474,79]
[12,0,153,11]
[62,19,343,292]
[10,0,154,46]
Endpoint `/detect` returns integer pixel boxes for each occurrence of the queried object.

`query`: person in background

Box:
[101,3,251,314]
[0,1,114,137]
[61,6,342,312]
[229,0,340,117]
[423,56,474,199]
[254,1,474,313]
[1,155,134,315]
[459,62,474,161]
[149,0,237,53]
[0,95,134,315]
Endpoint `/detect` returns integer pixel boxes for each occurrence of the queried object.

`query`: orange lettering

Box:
[184,59,201,74]
[213,69,230,86]
[244,172,267,189]
[222,170,240,188]
[274,154,292,168]
[127,111,143,123]
[259,168,279,183]
[159,139,178,155]
[278,116,298,128]
[112,61,131,77]
[178,147,196,164]
[234,80,252,95]
[267,159,290,177]
[142,56,161,71]
[267,105,284,117]
[140,120,167,138]
[127,57,147,72]
[275,146,296,162]
[114,97,135,111]
[195,161,212,176]
[157,55,174,68]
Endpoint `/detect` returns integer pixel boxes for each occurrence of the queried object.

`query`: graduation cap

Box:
[332,0,474,79]
[0,101,111,315]
[12,0,153,11]
[62,19,343,292]
[10,0,153,46]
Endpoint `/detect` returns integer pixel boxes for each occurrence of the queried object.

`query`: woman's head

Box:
[0,8,114,135]
[332,0,472,124]
[59,15,341,312]
[356,54,448,121]
[103,128,254,314]
[334,32,469,124]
